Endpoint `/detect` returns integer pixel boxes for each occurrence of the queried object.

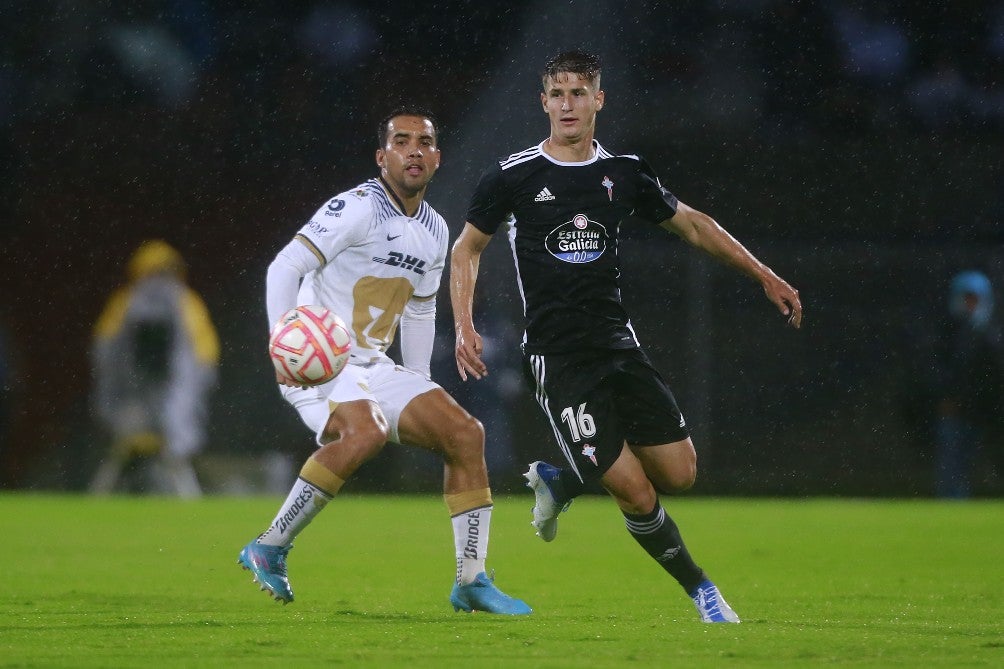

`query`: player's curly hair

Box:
[541,50,602,90]
[377,107,438,147]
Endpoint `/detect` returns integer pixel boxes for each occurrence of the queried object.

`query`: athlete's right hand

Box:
[276,370,308,389]
[455,325,487,381]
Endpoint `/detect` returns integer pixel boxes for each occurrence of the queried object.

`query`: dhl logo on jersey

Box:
[371,251,427,275]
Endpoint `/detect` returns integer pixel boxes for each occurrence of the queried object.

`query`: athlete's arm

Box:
[450,222,493,380]
[265,239,322,328]
[266,238,323,384]
[400,294,436,379]
[661,201,802,328]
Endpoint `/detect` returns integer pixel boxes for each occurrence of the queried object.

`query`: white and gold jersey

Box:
[293,178,448,363]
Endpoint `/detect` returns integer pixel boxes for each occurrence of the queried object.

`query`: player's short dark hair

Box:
[542,50,602,90]
[377,107,438,147]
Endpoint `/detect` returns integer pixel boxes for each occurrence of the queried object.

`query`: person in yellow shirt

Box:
[89,240,219,497]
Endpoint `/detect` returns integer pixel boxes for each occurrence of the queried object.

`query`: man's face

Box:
[376,115,440,197]
[541,72,604,143]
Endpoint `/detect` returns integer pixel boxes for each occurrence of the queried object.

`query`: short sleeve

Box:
[633,158,679,223]
[295,191,373,264]
[465,164,511,235]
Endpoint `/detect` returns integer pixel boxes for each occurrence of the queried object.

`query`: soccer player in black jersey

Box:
[450,50,802,623]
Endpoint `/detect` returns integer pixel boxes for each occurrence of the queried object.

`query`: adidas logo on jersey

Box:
[534,187,555,202]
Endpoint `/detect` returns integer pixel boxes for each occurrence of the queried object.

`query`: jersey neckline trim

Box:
[376,175,429,219]
[537,139,606,167]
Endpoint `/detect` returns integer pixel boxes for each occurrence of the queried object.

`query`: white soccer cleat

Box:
[690,580,740,623]
[524,461,571,542]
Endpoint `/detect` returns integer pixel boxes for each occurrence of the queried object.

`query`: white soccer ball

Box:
[269,305,351,386]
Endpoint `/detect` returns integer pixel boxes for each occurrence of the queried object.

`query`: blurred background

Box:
[1,0,1002,497]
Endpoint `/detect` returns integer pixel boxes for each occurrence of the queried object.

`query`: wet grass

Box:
[2,494,1001,667]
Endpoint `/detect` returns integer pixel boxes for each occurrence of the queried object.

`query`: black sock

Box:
[623,501,706,594]
[556,469,585,502]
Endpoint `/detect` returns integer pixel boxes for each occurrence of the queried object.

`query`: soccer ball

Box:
[269,305,351,386]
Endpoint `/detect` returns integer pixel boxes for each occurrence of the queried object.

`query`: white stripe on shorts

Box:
[529,354,584,482]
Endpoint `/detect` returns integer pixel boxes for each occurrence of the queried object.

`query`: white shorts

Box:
[280,358,440,447]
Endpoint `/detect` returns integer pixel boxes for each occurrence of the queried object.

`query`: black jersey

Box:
[466,140,679,354]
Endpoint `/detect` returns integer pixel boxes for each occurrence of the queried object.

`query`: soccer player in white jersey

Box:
[451,51,803,623]
[237,108,530,615]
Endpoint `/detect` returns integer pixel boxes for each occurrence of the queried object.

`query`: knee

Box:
[611,478,659,515]
[355,420,390,455]
[441,414,485,462]
[323,412,388,458]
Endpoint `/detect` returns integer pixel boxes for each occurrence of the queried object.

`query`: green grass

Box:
[2,494,1002,668]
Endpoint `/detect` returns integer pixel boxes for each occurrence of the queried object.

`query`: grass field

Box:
[2,494,1002,668]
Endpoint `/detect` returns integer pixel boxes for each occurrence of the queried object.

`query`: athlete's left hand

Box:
[762,272,802,328]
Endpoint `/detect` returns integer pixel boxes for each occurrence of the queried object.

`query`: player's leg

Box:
[397,385,531,615]
[602,443,704,589]
[398,387,488,493]
[608,350,739,622]
[239,398,386,603]
[239,368,387,604]
[522,348,689,538]
[264,395,389,548]
[632,436,697,494]
[601,443,738,623]
[398,388,490,581]
[521,351,606,540]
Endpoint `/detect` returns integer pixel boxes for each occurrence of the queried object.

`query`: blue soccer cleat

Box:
[690,579,740,623]
[450,572,532,615]
[238,540,294,604]
[524,461,571,542]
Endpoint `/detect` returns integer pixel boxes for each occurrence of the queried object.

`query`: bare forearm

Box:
[450,244,480,331]
[664,202,802,327]
[666,206,768,282]
[450,224,490,330]
[449,223,494,378]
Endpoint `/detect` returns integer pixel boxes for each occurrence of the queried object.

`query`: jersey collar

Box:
[538,139,602,166]
[378,176,419,218]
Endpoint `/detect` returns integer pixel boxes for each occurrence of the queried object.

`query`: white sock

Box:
[257,477,332,547]
[452,506,492,585]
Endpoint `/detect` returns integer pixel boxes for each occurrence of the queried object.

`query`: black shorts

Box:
[523,347,690,481]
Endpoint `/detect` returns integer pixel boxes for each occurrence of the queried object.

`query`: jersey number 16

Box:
[560,403,596,443]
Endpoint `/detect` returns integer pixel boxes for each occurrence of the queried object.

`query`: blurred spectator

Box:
[932,270,1004,498]
[89,240,219,497]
